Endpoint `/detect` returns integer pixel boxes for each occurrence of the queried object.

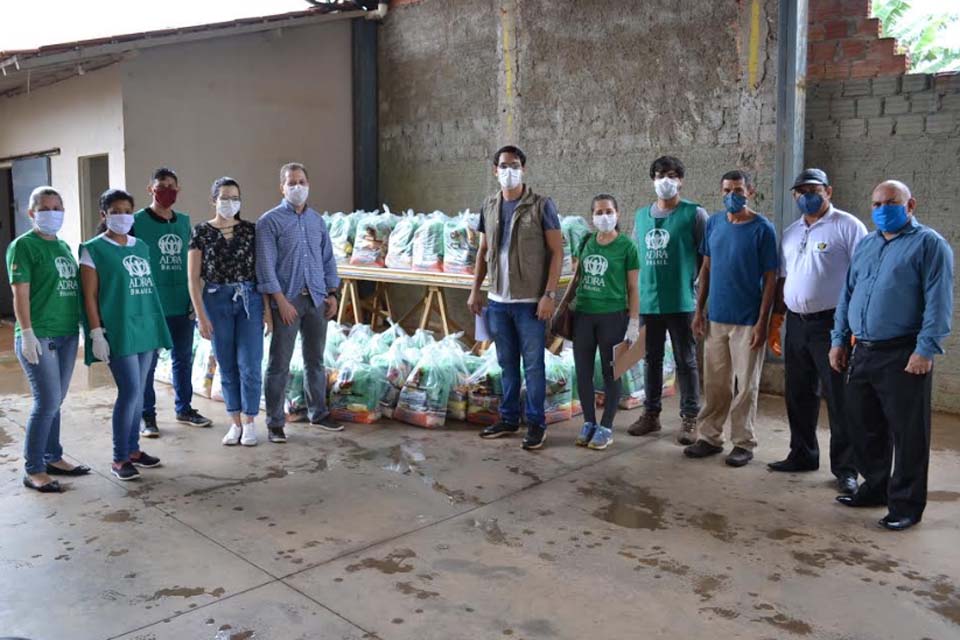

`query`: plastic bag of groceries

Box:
[561,215,591,275]
[366,320,407,359]
[394,341,460,428]
[329,211,357,264]
[412,212,447,272]
[191,338,217,399]
[410,328,436,350]
[329,357,387,424]
[370,337,417,418]
[429,333,473,422]
[618,359,646,409]
[560,348,583,417]
[324,320,349,367]
[335,324,374,366]
[442,210,480,274]
[466,345,503,425]
[350,207,398,267]
[285,334,308,416]
[385,210,420,270]
[534,350,573,424]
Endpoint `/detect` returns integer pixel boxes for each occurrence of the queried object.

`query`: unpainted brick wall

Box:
[805,72,960,412]
[806,0,907,80]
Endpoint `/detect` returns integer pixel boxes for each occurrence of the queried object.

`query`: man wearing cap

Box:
[830,180,953,532]
[767,169,867,495]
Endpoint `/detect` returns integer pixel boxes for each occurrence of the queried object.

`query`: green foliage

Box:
[872,0,960,73]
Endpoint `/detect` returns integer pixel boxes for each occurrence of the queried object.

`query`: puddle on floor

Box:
[345,548,417,574]
[147,585,225,601]
[576,478,668,530]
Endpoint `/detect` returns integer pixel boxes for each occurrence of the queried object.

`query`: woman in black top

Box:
[187,177,271,447]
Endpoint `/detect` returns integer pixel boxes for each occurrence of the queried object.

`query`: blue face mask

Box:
[723,192,748,214]
[796,192,824,215]
[872,204,909,233]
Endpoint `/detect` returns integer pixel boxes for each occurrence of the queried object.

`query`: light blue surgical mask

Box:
[796,193,824,215]
[723,192,747,214]
[34,209,64,235]
[871,204,909,233]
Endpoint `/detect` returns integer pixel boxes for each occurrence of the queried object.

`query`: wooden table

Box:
[336,264,570,347]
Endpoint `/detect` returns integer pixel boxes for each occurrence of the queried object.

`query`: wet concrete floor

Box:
[0,367,958,639]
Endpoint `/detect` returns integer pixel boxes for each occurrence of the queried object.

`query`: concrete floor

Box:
[0,355,958,640]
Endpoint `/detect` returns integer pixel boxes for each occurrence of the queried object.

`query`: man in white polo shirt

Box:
[767,169,867,494]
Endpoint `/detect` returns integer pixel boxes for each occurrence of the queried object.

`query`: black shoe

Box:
[311,417,345,432]
[725,447,754,467]
[23,476,63,493]
[683,439,724,459]
[46,463,91,477]
[837,475,858,495]
[130,451,162,468]
[835,491,886,508]
[879,514,921,531]
[479,422,520,439]
[522,424,547,450]
[767,457,818,472]
[177,409,212,427]
[140,415,160,438]
[268,427,287,443]
[111,462,141,481]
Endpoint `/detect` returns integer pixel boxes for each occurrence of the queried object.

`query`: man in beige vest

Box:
[468,145,564,450]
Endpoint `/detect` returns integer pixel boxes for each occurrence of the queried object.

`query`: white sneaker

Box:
[222,424,242,446]
[240,422,258,447]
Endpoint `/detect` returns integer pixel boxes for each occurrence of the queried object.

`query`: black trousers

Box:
[783,310,856,478]
[845,341,932,519]
[642,312,701,418]
[573,310,628,428]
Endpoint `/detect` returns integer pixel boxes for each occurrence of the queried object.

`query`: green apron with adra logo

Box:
[634,200,699,314]
[80,236,173,365]
[132,209,192,317]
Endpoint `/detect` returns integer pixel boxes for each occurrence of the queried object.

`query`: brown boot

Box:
[676,415,698,445]
[627,412,661,436]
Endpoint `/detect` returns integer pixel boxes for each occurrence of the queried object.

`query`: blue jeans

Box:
[144,314,195,417]
[487,301,546,427]
[109,351,154,463]
[15,334,78,474]
[203,283,264,416]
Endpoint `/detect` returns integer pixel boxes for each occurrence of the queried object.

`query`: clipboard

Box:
[613,325,647,380]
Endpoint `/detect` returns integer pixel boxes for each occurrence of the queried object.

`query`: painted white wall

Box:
[121,20,354,225]
[0,65,126,254]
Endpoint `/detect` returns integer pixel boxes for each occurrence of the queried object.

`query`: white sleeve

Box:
[79,247,96,270]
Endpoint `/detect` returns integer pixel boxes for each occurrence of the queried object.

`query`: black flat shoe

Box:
[767,458,818,473]
[879,514,921,531]
[836,475,858,495]
[23,476,63,493]
[836,492,886,508]
[46,464,92,477]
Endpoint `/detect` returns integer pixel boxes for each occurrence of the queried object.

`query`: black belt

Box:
[788,308,835,322]
[855,335,917,350]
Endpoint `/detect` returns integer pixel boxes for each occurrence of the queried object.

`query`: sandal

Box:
[46,463,92,477]
[23,476,63,493]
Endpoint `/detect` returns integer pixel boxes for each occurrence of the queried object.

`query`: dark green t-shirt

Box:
[575,233,640,314]
[5,231,80,338]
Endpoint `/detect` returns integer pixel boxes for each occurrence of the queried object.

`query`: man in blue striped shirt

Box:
[829,180,954,531]
[256,162,343,443]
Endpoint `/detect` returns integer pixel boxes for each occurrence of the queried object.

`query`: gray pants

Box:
[264,294,329,428]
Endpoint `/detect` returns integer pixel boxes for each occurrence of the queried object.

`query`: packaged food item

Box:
[191,338,217,399]
[324,321,349,367]
[329,360,387,424]
[412,212,447,272]
[442,210,480,274]
[329,211,358,264]
[285,334,307,415]
[560,348,583,417]
[350,209,398,267]
[385,210,420,270]
[370,338,415,418]
[561,215,591,275]
[394,342,459,428]
[437,334,474,422]
[524,350,572,424]
[466,346,503,426]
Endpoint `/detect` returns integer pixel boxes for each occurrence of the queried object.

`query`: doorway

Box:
[79,154,109,241]
[0,167,13,318]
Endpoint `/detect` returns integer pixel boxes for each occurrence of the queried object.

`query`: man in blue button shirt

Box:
[830,180,953,531]
[256,163,343,443]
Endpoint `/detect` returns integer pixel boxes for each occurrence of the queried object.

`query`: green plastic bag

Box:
[395,342,459,428]
[350,209,398,267]
[466,346,502,426]
[385,210,420,270]
[561,215,591,275]
[329,211,357,263]
[412,212,447,272]
[443,210,480,274]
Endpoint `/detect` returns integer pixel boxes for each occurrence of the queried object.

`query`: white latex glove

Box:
[625,317,640,344]
[90,327,110,363]
[20,328,42,365]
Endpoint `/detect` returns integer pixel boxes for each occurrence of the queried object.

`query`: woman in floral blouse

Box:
[187,177,271,447]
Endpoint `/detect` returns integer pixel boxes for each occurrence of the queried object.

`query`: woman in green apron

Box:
[79,188,172,481]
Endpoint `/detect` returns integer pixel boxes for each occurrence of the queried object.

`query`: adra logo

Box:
[645,228,671,266]
[54,256,78,297]
[158,233,184,271]
[123,255,155,296]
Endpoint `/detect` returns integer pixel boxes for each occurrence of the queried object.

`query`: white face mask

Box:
[105,213,134,235]
[216,199,241,219]
[593,213,618,232]
[34,209,65,236]
[497,167,523,190]
[284,184,309,207]
[654,177,680,200]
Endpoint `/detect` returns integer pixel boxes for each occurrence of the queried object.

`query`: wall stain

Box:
[576,479,668,530]
[346,548,417,574]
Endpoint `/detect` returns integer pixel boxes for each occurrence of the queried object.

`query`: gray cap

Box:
[792,168,829,190]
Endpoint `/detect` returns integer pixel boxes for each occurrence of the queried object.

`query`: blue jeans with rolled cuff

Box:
[203,282,264,416]
[486,301,547,427]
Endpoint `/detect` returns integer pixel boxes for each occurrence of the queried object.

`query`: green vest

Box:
[132,209,192,316]
[634,200,699,314]
[80,236,173,365]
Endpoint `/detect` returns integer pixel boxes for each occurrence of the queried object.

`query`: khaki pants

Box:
[697,321,765,450]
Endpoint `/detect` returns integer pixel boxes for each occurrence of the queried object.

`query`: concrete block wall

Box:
[804,72,960,412]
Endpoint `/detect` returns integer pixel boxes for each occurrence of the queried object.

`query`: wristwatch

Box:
[543,291,557,300]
